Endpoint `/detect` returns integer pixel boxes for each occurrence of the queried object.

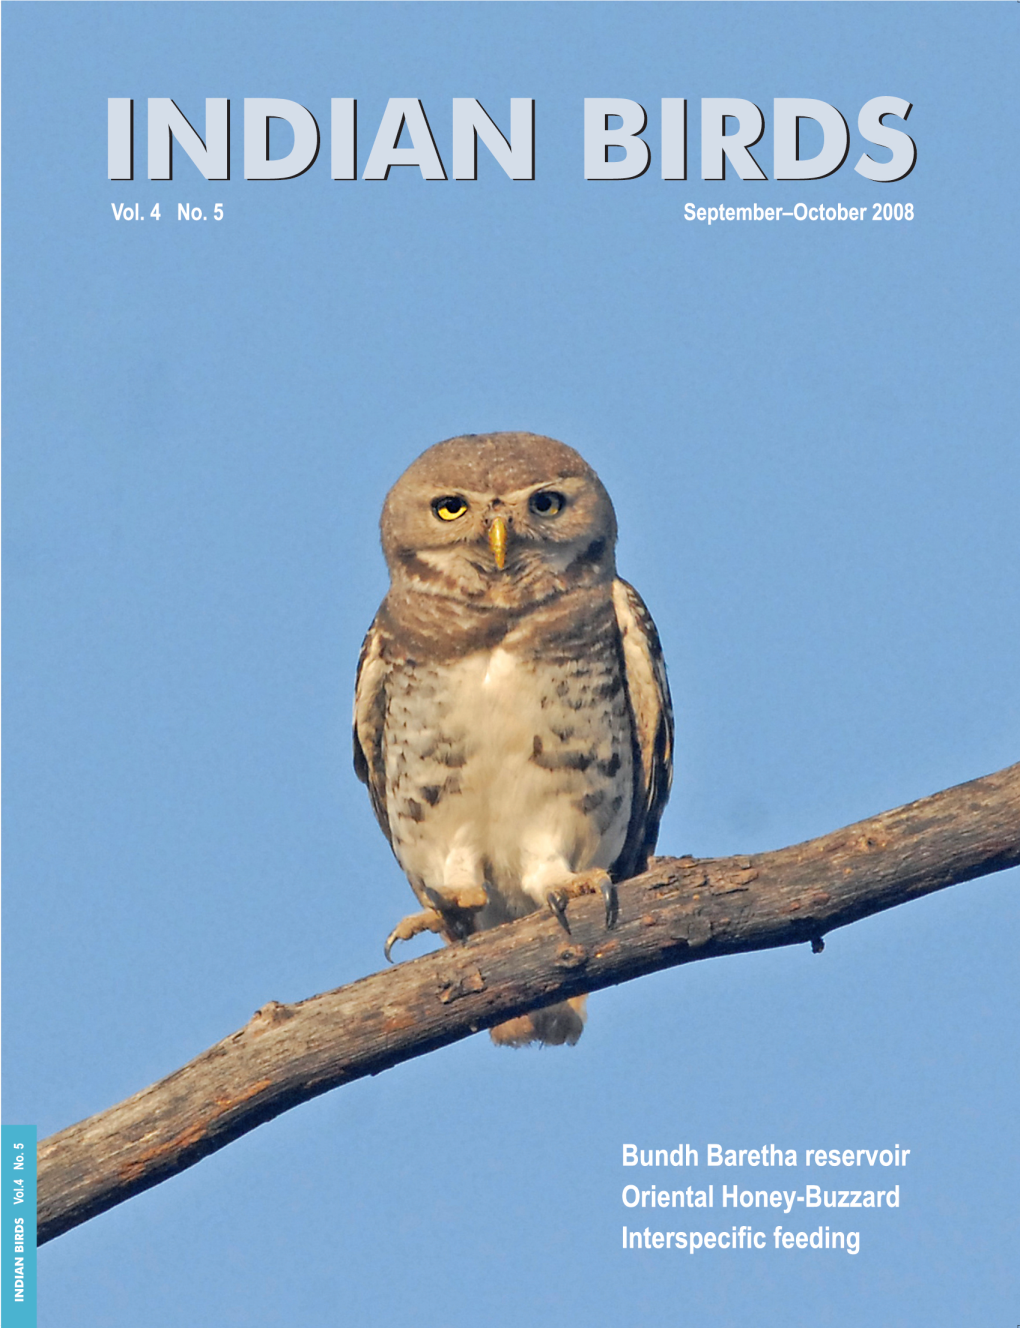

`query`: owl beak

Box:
[488,515,508,570]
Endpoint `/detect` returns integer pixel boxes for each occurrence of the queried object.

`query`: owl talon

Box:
[383,907,445,962]
[547,890,572,934]
[602,879,619,929]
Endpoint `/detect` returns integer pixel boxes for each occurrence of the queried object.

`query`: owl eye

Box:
[432,496,468,521]
[529,490,565,517]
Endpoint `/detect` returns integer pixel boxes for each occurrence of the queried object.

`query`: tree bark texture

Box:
[37,762,1020,1245]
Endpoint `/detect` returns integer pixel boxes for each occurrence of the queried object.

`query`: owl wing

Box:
[611,578,674,880]
[353,615,393,845]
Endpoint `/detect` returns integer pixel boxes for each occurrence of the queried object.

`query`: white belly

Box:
[384,644,633,923]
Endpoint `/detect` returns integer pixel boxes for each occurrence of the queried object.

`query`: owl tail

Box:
[489,996,587,1048]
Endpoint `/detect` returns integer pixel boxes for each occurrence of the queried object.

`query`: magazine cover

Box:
[4,3,1018,1324]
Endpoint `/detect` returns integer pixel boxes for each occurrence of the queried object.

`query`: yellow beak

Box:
[488,515,508,570]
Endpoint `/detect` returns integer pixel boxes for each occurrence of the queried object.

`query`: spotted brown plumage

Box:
[354,432,673,1045]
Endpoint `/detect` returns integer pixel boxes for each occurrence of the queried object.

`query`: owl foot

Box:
[422,883,489,941]
[383,908,445,963]
[545,869,616,934]
[385,883,490,960]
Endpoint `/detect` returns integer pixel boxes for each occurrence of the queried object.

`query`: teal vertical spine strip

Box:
[3,1126,37,1326]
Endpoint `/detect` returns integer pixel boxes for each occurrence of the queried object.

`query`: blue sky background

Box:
[3,3,1018,1325]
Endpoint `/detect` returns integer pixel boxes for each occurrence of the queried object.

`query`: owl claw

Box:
[383,907,446,962]
[547,890,572,934]
[602,879,619,929]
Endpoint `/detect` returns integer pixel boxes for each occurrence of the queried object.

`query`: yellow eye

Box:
[529,490,565,517]
[432,495,468,522]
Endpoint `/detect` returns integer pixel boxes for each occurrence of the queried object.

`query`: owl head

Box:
[380,432,619,606]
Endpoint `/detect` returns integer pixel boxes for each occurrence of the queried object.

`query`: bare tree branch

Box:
[38,762,1020,1245]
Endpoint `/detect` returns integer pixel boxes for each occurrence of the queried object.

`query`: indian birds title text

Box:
[109,97,916,184]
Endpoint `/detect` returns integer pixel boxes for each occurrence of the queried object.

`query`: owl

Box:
[354,432,673,1045]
